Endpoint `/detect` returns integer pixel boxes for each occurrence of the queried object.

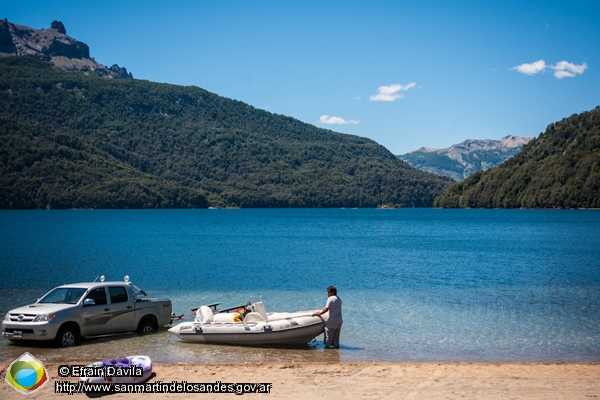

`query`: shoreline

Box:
[2,360,599,399]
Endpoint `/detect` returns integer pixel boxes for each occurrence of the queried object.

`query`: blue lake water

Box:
[0,208,599,364]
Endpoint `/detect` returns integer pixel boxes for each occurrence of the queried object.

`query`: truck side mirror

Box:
[84,298,96,306]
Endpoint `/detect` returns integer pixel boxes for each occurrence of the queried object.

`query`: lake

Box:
[0,208,599,364]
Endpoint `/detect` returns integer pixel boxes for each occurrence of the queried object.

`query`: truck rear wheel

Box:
[137,317,157,333]
[55,325,78,347]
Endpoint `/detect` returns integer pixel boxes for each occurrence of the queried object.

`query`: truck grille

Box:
[8,313,37,322]
[4,328,35,334]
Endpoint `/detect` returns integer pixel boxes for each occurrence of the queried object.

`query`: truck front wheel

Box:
[55,325,78,347]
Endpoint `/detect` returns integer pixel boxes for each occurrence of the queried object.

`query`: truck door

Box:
[107,286,135,332]
[81,287,112,336]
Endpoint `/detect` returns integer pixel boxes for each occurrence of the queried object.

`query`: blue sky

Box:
[3,1,599,154]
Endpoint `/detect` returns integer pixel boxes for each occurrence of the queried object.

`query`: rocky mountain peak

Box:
[399,135,535,181]
[0,19,132,79]
[51,20,66,34]
[500,135,533,148]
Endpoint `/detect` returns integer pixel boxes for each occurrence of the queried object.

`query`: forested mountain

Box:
[399,135,533,181]
[434,107,600,209]
[0,56,452,209]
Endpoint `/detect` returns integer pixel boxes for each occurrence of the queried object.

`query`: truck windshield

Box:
[38,288,87,304]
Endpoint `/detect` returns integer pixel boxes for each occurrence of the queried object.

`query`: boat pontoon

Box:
[168,296,326,346]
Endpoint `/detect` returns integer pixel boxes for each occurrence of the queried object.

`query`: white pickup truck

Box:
[2,276,172,347]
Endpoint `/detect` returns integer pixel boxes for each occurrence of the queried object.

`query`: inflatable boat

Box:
[79,355,152,384]
[168,296,326,346]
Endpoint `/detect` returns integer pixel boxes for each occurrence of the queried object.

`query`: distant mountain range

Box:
[0,20,452,209]
[4,19,595,210]
[434,107,600,209]
[398,135,534,181]
[0,19,131,78]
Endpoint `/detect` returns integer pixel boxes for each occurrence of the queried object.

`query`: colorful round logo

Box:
[5,352,48,395]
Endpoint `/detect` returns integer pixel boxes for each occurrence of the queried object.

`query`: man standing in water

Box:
[313,286,342,349]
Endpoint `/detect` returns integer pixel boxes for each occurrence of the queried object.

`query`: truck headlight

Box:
[3,313,8,322]
[33,313,56,322]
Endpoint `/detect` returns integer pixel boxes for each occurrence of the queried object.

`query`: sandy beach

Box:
[2,361,599,399]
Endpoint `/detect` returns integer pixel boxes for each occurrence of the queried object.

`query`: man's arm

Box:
[313,307,328,316]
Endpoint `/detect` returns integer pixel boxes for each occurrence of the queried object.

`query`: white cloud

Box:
[512,59,587,79]
[512,60,547,75]
[319,115,359,125]
[370,82,416,102]
[551,61,588,79]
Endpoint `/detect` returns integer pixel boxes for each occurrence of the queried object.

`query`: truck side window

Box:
[108,287,128,303]
[85,288,107,306]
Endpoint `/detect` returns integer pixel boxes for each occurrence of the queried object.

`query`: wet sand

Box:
[2,361,599,399]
